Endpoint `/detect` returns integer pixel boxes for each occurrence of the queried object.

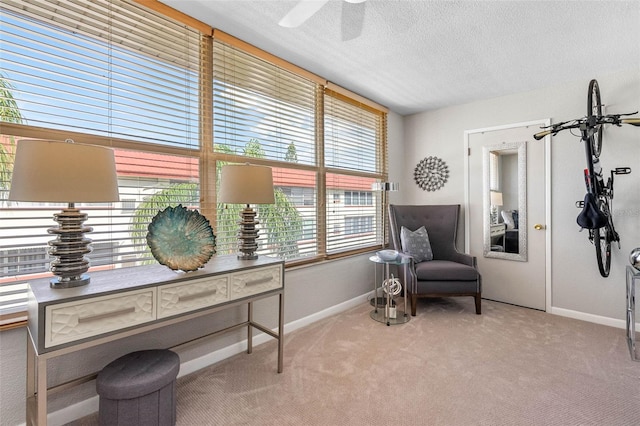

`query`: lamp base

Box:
[237,253,258,261]
[237,205,260,260]
[50,274,90,289]
[47,205,93,289]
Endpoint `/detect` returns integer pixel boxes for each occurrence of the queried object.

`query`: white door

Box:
[465,121,549,311]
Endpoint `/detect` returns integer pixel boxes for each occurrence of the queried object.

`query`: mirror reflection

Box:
[483,142,527,261]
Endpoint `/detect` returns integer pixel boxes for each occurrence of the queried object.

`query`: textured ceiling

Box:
[161,0,640,116]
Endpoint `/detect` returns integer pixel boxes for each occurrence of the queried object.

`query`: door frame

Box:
[463,119,552,312]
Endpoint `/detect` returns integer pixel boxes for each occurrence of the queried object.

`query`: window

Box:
[490,151,500,191]
[0,0,200,321]
[0,0,387,323]
[345,216,374,235]
[344,191,373,206]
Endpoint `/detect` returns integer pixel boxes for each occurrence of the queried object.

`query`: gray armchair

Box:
[388,204,482,315]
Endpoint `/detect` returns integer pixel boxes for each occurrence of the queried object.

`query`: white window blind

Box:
[212,39,316,165]
[0,0,201,319]
[1,0,200,148]
[212,38,319,261]
[324,92,385,254]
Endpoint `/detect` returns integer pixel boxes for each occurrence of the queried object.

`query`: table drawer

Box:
[158,276,229,318]
[45,289,155,348]
[230,266,282,300]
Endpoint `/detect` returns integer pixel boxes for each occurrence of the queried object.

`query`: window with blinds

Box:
[324,92,384,254]
[0,0,201,320]
[0,0,387,322]
[1,0,200,147]
[212,38,320,261]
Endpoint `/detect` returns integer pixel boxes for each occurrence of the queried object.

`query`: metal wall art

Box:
[414,156,449,191]
[147,204,216,272]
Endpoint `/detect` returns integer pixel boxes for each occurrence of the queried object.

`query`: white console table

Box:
[25,255,284,425]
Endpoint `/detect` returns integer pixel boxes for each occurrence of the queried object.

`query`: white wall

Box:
[402,68,640,322]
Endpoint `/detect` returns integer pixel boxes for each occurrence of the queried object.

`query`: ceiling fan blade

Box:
[278,0,330,28]
[341,0,366,41]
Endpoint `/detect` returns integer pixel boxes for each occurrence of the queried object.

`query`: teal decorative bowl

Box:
[147,204,216,272]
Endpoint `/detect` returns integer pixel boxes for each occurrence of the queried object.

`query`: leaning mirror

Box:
[482,141,527,261]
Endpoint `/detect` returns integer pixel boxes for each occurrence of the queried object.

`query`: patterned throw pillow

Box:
[400,226,433,262]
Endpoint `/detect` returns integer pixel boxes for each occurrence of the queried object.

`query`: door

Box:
[465,121,549,311]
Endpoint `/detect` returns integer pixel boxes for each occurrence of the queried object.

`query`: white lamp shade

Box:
[218,164,275,205]
[8,139,120,203]
[490,191,503,206]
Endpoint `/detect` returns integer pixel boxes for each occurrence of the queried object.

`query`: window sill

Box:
[0,312,27,331]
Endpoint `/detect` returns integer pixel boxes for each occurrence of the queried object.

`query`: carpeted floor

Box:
[70,297,640,425]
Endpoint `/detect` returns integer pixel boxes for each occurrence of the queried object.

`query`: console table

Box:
[25,255,284,425]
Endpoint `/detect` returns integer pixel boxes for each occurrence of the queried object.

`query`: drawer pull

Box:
[178,289,217,302]
[245,277,273,287]
[77,307,136,324]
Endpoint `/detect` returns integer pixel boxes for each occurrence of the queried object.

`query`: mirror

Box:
[482,141,527,261]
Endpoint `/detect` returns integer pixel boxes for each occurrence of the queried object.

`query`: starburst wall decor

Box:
[413,156,449,191]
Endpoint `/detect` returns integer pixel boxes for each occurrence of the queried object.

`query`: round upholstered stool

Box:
[96,349,180,426]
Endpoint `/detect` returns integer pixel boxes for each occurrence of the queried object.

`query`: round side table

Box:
[369,253,411,325]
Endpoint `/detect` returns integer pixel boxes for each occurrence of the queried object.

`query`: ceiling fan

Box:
[279,0,367,40]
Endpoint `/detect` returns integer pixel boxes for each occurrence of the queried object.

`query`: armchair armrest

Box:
[449,251,476,267]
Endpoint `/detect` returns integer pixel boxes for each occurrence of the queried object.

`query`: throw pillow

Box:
[400,226,433,262]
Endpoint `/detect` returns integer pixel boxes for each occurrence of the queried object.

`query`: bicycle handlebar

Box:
[533,129,553,140]
[533,112,640,140]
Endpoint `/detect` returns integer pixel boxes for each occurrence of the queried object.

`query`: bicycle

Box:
[533,79,640,277]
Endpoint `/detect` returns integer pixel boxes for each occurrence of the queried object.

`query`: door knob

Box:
[534,224,546,230]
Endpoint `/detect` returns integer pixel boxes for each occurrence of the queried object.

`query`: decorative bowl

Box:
[147,204,216,272]
[376,249,398,261]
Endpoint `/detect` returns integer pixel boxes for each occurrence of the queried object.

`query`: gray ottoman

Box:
[96,349,180,426]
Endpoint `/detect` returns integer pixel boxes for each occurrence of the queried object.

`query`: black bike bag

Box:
[576,193,607,229]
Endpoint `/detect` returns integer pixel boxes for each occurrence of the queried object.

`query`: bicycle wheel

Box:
[592,196,612,277]
[593,225,611,277]
[587,79,603,158]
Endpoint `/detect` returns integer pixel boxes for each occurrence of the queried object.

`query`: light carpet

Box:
[70,297,640,426]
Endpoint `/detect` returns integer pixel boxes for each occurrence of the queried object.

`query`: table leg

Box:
[247,301,253,355]
[627,267,637,361]
[403,263,408,318]
[278,292,284,373]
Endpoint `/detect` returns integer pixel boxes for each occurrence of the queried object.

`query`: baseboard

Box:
[42,292,370,426]
[550,306,638,330]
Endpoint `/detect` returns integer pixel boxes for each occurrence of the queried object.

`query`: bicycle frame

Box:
[533,79,638,277]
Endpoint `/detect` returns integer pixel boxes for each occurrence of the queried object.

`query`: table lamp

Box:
[490,191,503,224]
[8,139,120,288]
[218,163,275,260]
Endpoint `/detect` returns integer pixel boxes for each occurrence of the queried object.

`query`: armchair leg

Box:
[411,294,417,316]
[475,294,482,315]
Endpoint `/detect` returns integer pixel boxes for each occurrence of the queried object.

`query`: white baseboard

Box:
[550,306,637,330]
[42,292,369,426]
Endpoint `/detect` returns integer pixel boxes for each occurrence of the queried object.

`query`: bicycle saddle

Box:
[576,193,607,229]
